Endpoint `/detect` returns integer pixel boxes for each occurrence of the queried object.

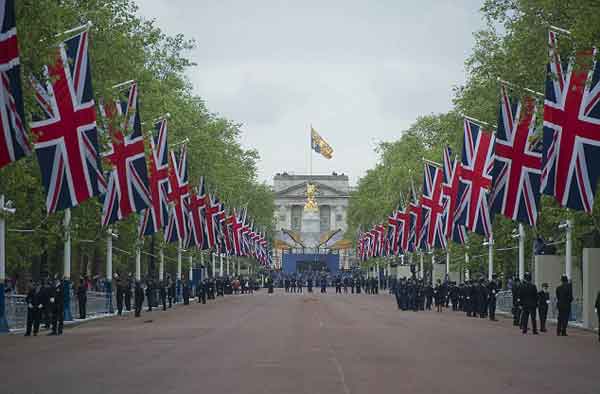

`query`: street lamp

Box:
[1,195,16,333]
[558,220,572,279]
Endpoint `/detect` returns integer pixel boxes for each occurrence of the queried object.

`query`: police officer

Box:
[115,274,125,316]
[48,278,64,336]
[488,276,498,321]
[556,275,573,336]
[24,281,43,336]
[159,280,167,311]
[76,277,87,319]
[168,276,176,307]
[537,283,550,332]
[182,278,190,305]
[519,273,538,335]
[134,281,144,317]
[124,274,133,311]
[511,278,522,326]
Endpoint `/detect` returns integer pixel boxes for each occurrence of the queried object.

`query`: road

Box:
[1,289,598,394]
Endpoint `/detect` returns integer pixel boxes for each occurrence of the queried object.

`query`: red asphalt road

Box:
[1,289,599,394]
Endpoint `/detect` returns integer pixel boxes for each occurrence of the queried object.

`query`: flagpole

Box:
[309,125,313,180]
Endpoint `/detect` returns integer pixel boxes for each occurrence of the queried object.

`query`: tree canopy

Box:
[1,0,275,282]
[347,0,600,278]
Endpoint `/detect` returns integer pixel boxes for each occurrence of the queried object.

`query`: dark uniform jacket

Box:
[556,283,573,309]
[519,282,538,309]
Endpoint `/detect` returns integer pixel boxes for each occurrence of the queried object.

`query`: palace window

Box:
[291,205,303,232]
[320,205,331,232]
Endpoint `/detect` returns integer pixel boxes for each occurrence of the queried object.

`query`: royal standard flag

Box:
[311,127,333,159]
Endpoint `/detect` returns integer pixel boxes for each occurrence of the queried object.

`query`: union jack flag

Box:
[227,208,245,256]
[375,224,386,256]
[203,193,222,250]
[456,119,495,238]
[186,176,208,249]
[541,31,600,213]
[395,203,412,254]
[139,118,169,237]
[100,82,150,226]
[0,0,29,170]
[30,28,106,213]
[441,147,467,244]
[387,210,402,256]
[420,162,446,249]
[491,86,542,226]
[164,146,189,243]
[408,185,424,252]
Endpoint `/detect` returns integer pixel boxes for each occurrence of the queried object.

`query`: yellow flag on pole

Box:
[310,127,333,159]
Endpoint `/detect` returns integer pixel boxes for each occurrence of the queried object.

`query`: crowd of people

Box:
[22,273,261,337]
[278,273,382,295]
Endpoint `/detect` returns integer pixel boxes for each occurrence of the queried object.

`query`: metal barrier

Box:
[495,290,583,323]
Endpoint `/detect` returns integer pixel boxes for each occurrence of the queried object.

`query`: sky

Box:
[135,0,486,185]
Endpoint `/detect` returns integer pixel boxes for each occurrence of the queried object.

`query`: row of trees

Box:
[1,0,275,285]
[347,0,600,280]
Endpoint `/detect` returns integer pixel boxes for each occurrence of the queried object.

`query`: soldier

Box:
[159,280,167,311]
[487,276,498,321]
[48,278,64,336]
[76,277,87,320]
[335,276,342,294]
[449,282,459,311]
[124,274,132,311]
[168,276,176,306]
[519,273,538,334]
[320,275,327,293]
[134,281,144,317]
[556,275,573,336]
[479,279,489,318]
[511,278,522,326]
[307,276,313,293]
[343,276,349,294]
[24,281,43,336]
[182,278,190,305]
[146,279,154,312]
[537,283,550,332]
[434,280,444,312]
[424,282,433,310]
[198,279,207,304]
[115,275,125,316]
[297,277,304,293]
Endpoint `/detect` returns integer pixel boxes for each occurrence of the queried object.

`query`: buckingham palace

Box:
[272,172,354,272]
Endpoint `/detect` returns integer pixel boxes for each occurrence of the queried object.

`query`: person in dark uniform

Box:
[595,290,600,342]
[434,280,444,312]
[134,281,144,317]
[297,277,304,293]
[124,274,132,311]
[464,281,473,317]
[182,278,190,305]
[537,283,550,332]
[198,279,207,303]
[48,278,64,336]
[39,278,52,329]
[168,276,176,307]
[159,280,167,311]
[76,277,87,319]
[511,278,522,326]
[488,276,498,321]
[267,276,274,294]
[115,275,124,316]
[320,276,327,293]
[25,281,43,336]
[335,276,342,294]
[519,273,538,334]
[146,279,154,312]
[556,275,573,336]
[425,282,433,310]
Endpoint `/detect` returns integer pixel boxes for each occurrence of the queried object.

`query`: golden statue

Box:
[304,183,318,211]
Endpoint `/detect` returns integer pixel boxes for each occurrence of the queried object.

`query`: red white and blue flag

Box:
[203,193,221,250]
[186,176,208,249]
[408,185,423,252]
[0,0,30,170]
[541,31,600,213]
[420,162,446,249]
[30,28,106,213]
[164,146,189,243]
[100,82,150,226]
[441,147,467,244]
[139,118,170,237]
[456,119,495,238]
[490,86,542,226]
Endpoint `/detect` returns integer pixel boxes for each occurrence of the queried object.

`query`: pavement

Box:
[1,289,598,394]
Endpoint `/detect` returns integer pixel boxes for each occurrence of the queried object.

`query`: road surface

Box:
[1,289,598,394]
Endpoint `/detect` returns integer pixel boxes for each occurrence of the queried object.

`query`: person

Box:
[146,280,154,312]
[48,278,64,336]
[434,280,444,312]
[267,276,274,294]
[595,290,600,342]
[124,274,132,311]
[537,283,550,332]
[487,276,498,321]
[115,274,124,316]
[182,278,190,305]
[556,275,573,336]
[519,273,538,334]
[25,281,43,336]
[134,281,144,317]
[320,276,327,293]
[425,282,433,310]
[76,277,87,319]
[159,280,167,311]
[168,276,176,307]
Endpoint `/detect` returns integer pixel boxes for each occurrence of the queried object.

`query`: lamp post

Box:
[483,233,494,281]
[63,209,73,321]
[105,228,118,314]
[0,195,16,333]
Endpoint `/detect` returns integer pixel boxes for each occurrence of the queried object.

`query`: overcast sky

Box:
[136,0,485,185]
